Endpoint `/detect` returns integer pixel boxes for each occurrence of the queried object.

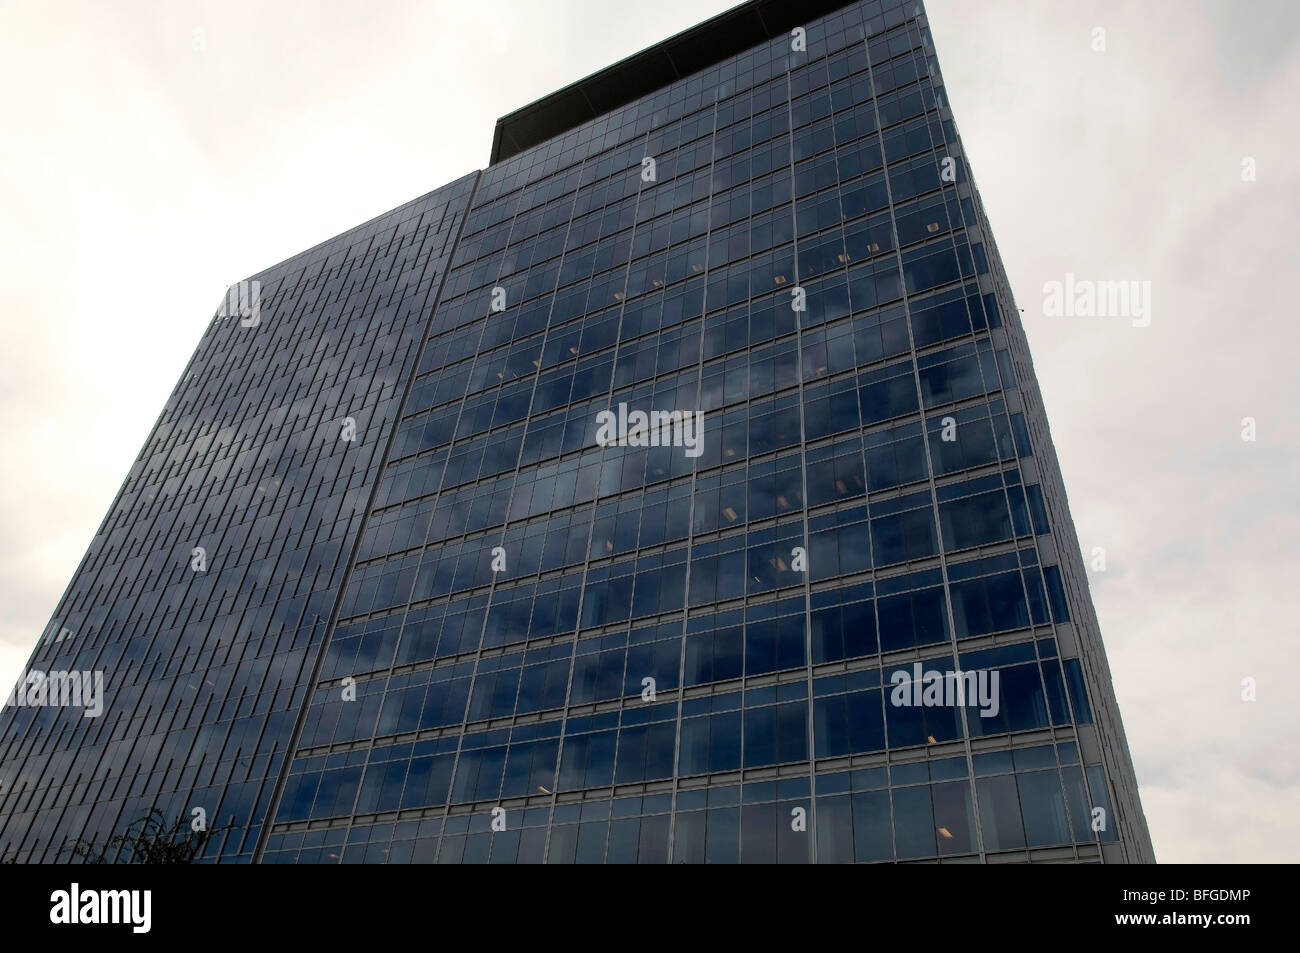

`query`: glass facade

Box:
[0,0,1153,864]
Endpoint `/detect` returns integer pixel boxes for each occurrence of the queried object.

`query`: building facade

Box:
[0,0,1154,863]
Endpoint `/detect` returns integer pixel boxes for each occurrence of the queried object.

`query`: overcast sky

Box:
[0,0,1295,863]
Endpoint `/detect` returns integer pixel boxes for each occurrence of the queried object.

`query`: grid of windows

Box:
[263,0,1144,863]
[0,175,477,862]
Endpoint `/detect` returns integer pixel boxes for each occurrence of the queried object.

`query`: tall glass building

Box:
[0,0,1154,863]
